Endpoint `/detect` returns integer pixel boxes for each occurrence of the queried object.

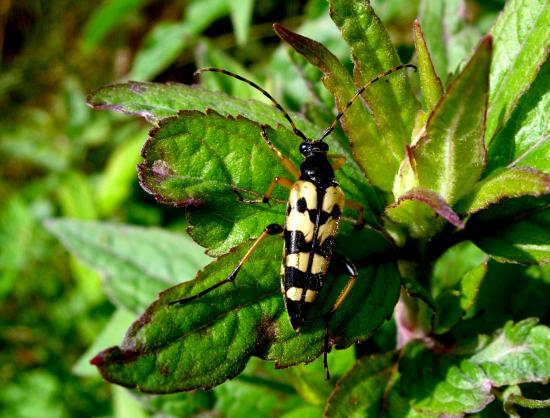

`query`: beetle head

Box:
[299,141,329,157]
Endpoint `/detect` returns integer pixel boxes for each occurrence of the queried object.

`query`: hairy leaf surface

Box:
[385,187,464,240]
[87,81,314,127]
[139,110,379,255]
[474,207,550,265]
[413,19,443,111]
[331,320,550,417]
[468,196,550,264]
[330,0,419,180]
[417,0,481,81]
[456,167,550,214]
[487,61,550,173]
[486,0,550,142]
[273,24,397,192]
[92,236,401,392]
[412,37,491,205]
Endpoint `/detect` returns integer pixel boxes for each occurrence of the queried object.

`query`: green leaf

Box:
[487,61,550,173]
[139,110,379,255]
[324,352,396,417]
[455,167,550,214]
[96,131,146,216]
[434,262,488,334]
[128,22,190,81]
[229,0,254,45]
[469,319,550,386]
[392,147,418,199]
[486,0,550,142]
[431,240,487,298]
[44,220,210,313]
[56,171,98,220]
[128,0,230,80]
[329,0,419,185]
[503,387,550,415]
[88,78,380,217]
[0,196,35,299]
[385,320,550,417]
[273,23,394,192]
[472,203,550,265]
[269,13,352,116]
[412,37,491,205]
[81,0,145,53]
[413,19,443,111]
[87,80,319,131]
[280,406,324,418]
[89,79,378,215]
[138,111,291,255]
[141,390,214,418]
[417,0,482,81]
[87,81,306,125]
[90,82,382,254]
[113,386,147,418]
[451,260,550,339]
[195,40,265,101]
[73,308,136,377]
[286,367,330,406]
[385,187,464,239]
[285,347,356,405]
[213,363,302,418]
[91,237,401,392]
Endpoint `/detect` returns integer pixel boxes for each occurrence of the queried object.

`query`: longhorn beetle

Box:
[169,63,416,378]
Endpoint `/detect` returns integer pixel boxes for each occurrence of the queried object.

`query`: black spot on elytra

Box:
[331,204,341,219]
[308,208,320,223]
[285,230,311,253]
[297,197,307,213]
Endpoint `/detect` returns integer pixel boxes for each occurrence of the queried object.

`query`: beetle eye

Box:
[299,143,309,154]
[319,142,329,152]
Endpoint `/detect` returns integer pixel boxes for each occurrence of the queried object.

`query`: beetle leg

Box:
[261,125,300,180]
[322,254,359,380]
[345,198,366,230]
[237,176,294,204]
[169,224,284,305]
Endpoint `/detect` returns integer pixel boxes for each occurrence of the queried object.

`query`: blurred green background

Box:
[0,0,505,416]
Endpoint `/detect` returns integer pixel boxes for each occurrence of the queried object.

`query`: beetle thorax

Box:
[299,154,336,188]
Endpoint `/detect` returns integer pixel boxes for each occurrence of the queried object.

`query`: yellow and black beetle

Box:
[170,62,416,377]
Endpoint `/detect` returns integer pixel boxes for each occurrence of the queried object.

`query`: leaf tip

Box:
[91,346,119,367]
[91,346,140,367]
[272,22,294,43]
[90,351,105,367]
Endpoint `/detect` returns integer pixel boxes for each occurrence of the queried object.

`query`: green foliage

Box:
[413,20,443,111]
[45,220,211,312]
[417,0,483,82]
[3,0,549,416]
[486,0,549,143]
[76,0,550,415]
[411,37,491,205]
[326,319,550,417]
[90,242,400,392]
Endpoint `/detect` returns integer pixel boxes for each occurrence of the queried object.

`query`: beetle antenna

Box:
[195,67,309,142]
[318,64,417,142]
